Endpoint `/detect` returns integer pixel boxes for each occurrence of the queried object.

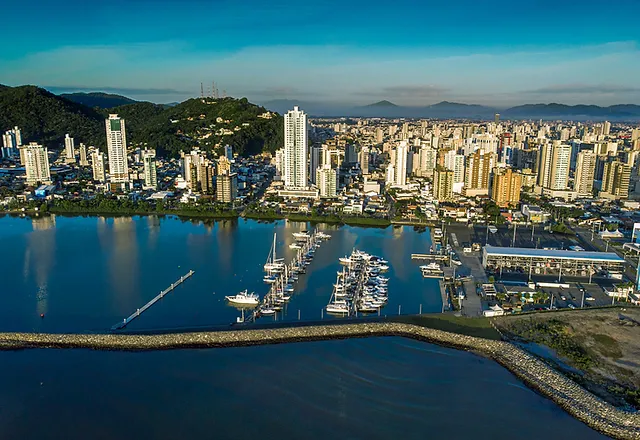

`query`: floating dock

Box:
[111,270,195,330]
[411,253,449,261]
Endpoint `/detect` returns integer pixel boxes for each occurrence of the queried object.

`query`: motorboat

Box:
[225,290,259,305]
[289,243,302,249]
[260,308,276,316]
[326,303,349,314]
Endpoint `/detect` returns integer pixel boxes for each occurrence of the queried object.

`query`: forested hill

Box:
[60,92,138,108]
[0,85,284,157]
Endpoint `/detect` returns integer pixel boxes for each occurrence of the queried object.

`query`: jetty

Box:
[111,270,195,330]
[411,253,449,261]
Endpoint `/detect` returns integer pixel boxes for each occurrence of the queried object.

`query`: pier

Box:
[111,270,195,330]
[411,253,449,261]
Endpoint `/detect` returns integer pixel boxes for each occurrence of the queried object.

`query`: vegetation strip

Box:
[1,322,639,439]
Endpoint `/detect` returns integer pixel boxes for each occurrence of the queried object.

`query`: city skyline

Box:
[1,0,639,106]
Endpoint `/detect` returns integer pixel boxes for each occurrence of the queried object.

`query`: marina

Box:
[236,229,332,323]
[111,270,195,330]
[327,249,390,316]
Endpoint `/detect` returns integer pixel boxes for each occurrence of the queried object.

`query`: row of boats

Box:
[326,249,390,315]
[225,230,331,318]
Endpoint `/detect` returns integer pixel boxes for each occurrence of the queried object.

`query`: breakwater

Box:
[1,322,638,439]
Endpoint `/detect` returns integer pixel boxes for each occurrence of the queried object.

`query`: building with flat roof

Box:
[482,245,625,279]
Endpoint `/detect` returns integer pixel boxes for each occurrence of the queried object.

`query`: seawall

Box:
[1,322,639,439]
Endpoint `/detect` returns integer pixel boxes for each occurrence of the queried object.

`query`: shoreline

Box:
[1,322,639,439]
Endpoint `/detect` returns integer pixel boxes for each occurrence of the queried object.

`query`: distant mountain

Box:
[0,85,284,156]
[365,100,398,107]
[60,92,138,109]
[503,103,640,119]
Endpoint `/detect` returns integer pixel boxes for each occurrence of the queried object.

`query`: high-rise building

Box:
[79,143,89,166]
[309,145,322,184]
[536,141,571,190]
[181,148,214,192]
[274,148,285,177]
[359,146,370,174]
[464,150,495,196]
[23,143,51,185]
[92,151,106,183]
[600,161,630,200]
[316,166,337,198]
[393,142,408,186]
[416,145,437,178]
[2,126,21,159]
[345,144,357,164]
[433,168,454,202]
[494,113,500,124]
[142,149,157,190]
[632,128,640,142]
[224,144,233,161]
[216,173,237,203]
[105,114,129,188]
[574,150,596,197]
[375,128,384,144]
[283,106,308,188]
[603,121,611,136]
[64,134,75,163]
[491,167,522,208]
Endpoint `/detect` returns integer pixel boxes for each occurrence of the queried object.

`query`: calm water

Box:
[0,214,440,333]
[0,338,606,440]
[0,215,608,439]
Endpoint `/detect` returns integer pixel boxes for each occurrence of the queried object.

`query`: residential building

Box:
[2,127,21,159]
[64,134,75,163]
[79,143,89,166]
[316,166,337,198]
[92,151,106,183]
[105,114,129,188]
[433,167,454,201]
[283,106,308,188]
[464,150,495,196]
[537,141,571,190]
[224,144,233,161]
[416,145,437,177]
[393,141,408,186]
[574,150,596,197]
[23,143,51,185]
[216,173,237,203]
[491,168,522,208]
[359,146,370,174]
[600,161,631,200]
[309,145,321,184]
[142,149,157,190]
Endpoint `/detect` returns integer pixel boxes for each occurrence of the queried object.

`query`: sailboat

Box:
[264,233,285,274]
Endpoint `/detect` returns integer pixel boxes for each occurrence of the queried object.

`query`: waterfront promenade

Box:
[0,322,639,439]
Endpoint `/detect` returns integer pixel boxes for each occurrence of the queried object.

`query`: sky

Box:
[1,0,639,107]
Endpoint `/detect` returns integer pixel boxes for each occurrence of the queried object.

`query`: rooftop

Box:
[483,245,624,262]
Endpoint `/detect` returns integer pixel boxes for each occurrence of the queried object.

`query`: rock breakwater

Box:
[1,322,638,439]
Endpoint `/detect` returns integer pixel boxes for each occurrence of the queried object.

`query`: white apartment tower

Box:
[537,141,571,190]
[105,114,129,186]
[574,150,596,196]
[283,106,308,188]
[92,151,107,183]
[23,143,51,185]
[142,149,158,190]
[64,134,75,163]
[393,141,408,186]
[316,166,338,198]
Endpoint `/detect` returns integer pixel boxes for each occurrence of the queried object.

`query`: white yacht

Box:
[225,290,259,305]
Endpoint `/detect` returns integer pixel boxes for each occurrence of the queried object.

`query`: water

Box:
[0,214,440,333]
[0,215,608,439]
[0,338,606,440]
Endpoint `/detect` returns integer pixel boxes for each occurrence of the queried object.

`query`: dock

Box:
[111,270,195,330]
[411,253,449,261]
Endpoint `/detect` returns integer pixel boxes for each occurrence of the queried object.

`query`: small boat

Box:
[225,290,259,305]
[260,308,276,316]
[326,303,349,314]
[263,275,278,284]
[289,243,302,249]
[339,257,351,265]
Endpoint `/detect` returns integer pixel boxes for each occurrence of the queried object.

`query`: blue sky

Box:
[1,0,639,106]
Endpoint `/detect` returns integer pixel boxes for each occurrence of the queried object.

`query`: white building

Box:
[64,134,75,163]
[92,151,106,183]
[316,166,337,198]
[359,146,370,174]
[574,150,596,197]
[537,141,571,190]
[393,141,408,186]
[23,143,51,185]
[283,106,308,188]
[105,114,129,188]
[142,149,157,190]
[2,126,21,159]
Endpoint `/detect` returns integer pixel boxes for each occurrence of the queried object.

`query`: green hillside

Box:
[0,85,284,157]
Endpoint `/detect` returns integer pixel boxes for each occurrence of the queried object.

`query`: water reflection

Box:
[25,216,57,315]
[109,217,139,308]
